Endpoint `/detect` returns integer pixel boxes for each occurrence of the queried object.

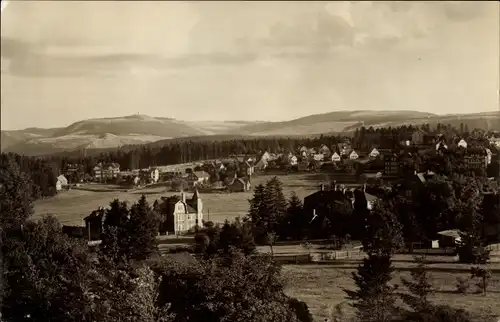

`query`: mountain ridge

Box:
[2,110,498,156]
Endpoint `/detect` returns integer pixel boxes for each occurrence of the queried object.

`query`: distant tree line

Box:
[1,152,58,199]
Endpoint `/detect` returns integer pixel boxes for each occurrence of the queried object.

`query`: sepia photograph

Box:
[1,1,500,321]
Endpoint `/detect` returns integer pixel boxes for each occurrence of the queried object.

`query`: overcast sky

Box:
[1,1,499,130]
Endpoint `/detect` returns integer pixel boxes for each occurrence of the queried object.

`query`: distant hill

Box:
[2,110,498,156]
[1,115,263,156]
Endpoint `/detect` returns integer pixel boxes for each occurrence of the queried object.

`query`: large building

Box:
[159,190,203,235]
[93,162,120,182]
[384,153,399,177]
[464,148,488,171]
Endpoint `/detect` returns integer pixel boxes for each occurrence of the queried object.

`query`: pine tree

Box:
[100,199,130,262]
[284,192,305,240]
[248,183,266,225]
[263,177,288,234]
[345,200,403,322]
[401,255,434,314]
[344,255,399,322]
[128,195,160,261]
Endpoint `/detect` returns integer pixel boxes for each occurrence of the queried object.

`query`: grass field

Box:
[283,259,500,322]
[34,173,329,226]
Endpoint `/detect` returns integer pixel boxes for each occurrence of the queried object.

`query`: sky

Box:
[1,1,499,130]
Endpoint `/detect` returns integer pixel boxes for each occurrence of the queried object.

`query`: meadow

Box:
[283,259,500,322]
[34,173,330,226]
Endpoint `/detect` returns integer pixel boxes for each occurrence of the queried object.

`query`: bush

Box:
[455,277,469,294]
[404,304,474,322]
[288,298,314,322]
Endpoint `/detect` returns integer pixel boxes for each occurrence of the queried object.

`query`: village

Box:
[51,128,500,250]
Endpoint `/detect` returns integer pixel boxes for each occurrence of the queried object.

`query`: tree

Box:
[267,231,278,257]
[247,183,266,226]
[288,298,314,322]
[401,255,434,315]
[351,189,370,240]
[470,266,491,295]
[218,217,256,256]
[100,199,131,262]
[0,157,34,230]
[156,248,303,322]
[2,216,98,322]
[345,199,403,322]
[344,255,399,322]
[363,201,404,256]
[128,195,160,261]
[453,183,490,264]
[263,177,288,235]
[283,192,306,240]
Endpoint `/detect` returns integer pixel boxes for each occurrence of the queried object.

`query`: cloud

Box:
[0,1,496,78]
[1,37,263,77]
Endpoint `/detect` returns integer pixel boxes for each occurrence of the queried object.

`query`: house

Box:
[239,161,255,177]
[149,167,160,183]
[56,175,68,191]
[369,148,380,158]
[83,207,106,241]
[319,144,331,157]
[313,154,324,162]
[435,141,448,152]
[331,152,341,162]
[384,153,399,177]
[303,184,375,225]
[349,150,359,160]
[159,190,203,235]
[255,151,271,170]
[486,148,492,164]
[184,171,211,187]
[93,162,120,182]
[457,138,468,149]
[411,129,426,145]
[227,176,251,192]
[298,160,310,171]
[464,148,488,171]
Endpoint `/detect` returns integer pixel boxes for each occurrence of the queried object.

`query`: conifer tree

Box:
[263,177,287,234]
[100,199,130,262]
[344,255,399,322]
[128,195,160,261]
[248,183,266,225]
[284,192,305,240]
[345,201,403,322]
[401,255,434,315]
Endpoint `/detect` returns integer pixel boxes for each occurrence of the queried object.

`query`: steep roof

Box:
[193,171,210,178]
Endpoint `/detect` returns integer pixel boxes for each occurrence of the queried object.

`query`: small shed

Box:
[436,229,462,248]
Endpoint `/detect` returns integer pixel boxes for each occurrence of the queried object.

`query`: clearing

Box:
[283,259,500,322]
[34,173,328,226]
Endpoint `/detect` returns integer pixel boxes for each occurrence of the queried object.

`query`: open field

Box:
[283,260,500,322]
[34,173,328,226]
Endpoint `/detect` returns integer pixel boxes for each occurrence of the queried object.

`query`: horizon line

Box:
[2,109,498,132]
